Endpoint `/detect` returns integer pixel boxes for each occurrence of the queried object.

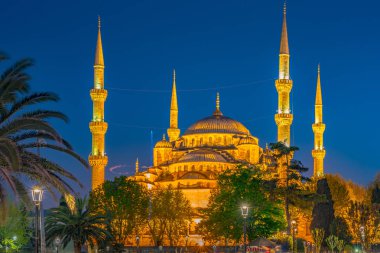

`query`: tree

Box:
[199,165,286,243]
[336,239,345,253]
[311,178,335,238]
[329,217,352,245]
[148,186,192,246]
[326,174,350,217]
[269,142,313,234]
[326,235,338,253]
[45,197,109,253]
[345,201,379,252]
[90,177,149,247]
[0,201,30,251]
[312,228,325,253]
[0,53,88,202]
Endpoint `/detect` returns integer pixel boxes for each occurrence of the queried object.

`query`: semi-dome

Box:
[184,114,251,135]
[178,150,227,163]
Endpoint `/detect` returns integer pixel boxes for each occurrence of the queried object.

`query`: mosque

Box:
[88,4,326,244]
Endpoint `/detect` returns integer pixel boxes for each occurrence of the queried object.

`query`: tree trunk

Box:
[285,194,291,234]
[74,241,82,253]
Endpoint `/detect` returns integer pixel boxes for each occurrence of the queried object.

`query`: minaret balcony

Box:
[90,89,108,101]
[275,79,293,92]
[89,121,108,134]
[312,149,325,159]
[312,123,325,133]
[275,113,293,126]
[89,154,108,167]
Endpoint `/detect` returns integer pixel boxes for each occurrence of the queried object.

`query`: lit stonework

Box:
[89,17,108,190]
[312,65,326,177]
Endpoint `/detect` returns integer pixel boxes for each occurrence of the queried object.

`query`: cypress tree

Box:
[311,178,335,237]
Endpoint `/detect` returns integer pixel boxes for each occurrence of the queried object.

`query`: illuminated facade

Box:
[88,4,327,244]
[89,17,108,190]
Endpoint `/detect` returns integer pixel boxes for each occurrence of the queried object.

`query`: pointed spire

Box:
[316,64,322,105]
[135,158,139,174]
[213,92,223,116]
[170,69,178,111]
[95,16,104,66]
[279,2,289,55]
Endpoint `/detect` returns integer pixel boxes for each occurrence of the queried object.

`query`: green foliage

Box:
[148,185,192,246]
[336,239,345,253]
[199,165,286,243]
[45,196,109,253]
[326,235,338,253]
[0,201,30,251]
[90,177,149,247]
[0,53,89,203]
[330,217,352,245]
[311,178,335,238]
[312,228,325,253]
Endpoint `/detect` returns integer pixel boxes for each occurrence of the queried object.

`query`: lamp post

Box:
[136,235,140,253]
[32,187,44,253]
[291,220,297,253]
[54,237,61,253]
[241,206,249,253]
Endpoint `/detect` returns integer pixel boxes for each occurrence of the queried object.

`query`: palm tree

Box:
[0,53,88,202]
[45,197,109,253]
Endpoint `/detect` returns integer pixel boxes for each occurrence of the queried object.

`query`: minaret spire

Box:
[275,2,293,147]
[312,65,326,178]
[167,69,180,142]
[89,17,108,189]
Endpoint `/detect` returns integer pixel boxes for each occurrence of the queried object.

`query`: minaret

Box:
[312,65,326,177]
[89,16,108,190]
[167,69,180,142]
[274,3,293,146]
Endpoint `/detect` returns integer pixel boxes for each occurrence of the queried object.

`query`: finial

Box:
[162,134,166,141]
[266,143,269,149]
[283,1,287,15]
[135,158,139,174]
[173,69,176,82]
[216,92,220,111]
[318,63,320,73]
[98,15,101,29]
[213,92,223,116]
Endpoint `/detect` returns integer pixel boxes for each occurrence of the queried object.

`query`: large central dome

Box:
[184,114,251,135]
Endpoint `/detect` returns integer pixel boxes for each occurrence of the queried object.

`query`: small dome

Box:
[238,136,257,145]
[155,134,172,148]
[178,150,227,163]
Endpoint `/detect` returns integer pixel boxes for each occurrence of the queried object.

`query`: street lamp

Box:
[136,235,140,253]
[241,206,249,253]
[32,187,44,253]
[291,220,297,253]
[54,237,61,253]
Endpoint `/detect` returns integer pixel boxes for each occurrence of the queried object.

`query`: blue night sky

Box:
[2,0,380,201]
